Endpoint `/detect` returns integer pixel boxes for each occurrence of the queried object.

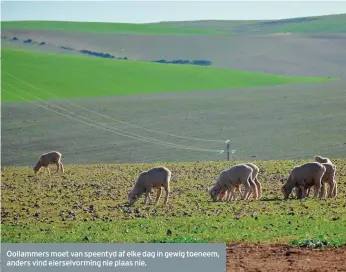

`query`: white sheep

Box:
[209,164,255,201]
[218,163,261,201]
[33,151,64,175]
[303,163,337,198]
[282,162,326,199]
[128,166,171,206]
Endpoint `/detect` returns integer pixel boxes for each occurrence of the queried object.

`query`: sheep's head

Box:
[127,190,141,206]
[208,185,220,202]
[281,185,291,200]
[33,162,42,174]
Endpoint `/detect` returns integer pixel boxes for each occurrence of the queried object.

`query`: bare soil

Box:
[226,243,346,272]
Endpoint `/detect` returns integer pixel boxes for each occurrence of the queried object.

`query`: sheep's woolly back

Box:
[321,163,336,181]
[134,166,171,190]
[284,162,326,190]
[245,163,259,179]
[38,151,62,165]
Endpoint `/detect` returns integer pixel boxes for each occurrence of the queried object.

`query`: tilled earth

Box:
[226,243,346,272]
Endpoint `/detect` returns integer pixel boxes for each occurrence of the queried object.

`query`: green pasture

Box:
[1,48,332,103]
[1,160,345,244]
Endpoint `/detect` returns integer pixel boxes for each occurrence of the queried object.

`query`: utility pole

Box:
[226,140,230,161]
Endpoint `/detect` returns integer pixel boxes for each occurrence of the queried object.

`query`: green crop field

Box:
[1,160,346,245]
[1,21,227,35]
[1,48,332,103]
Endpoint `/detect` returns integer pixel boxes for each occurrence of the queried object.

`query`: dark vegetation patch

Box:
[153,59,212,66]
[78,49,127,60]
[60,46,74,51]
[256,17,319,27]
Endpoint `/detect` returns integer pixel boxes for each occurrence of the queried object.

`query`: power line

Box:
[3,86,224,154]
[4,72,225,143]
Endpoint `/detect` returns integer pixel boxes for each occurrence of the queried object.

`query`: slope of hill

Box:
[1,21,227,35]
[155,14,346,35]
[2,48,329,103]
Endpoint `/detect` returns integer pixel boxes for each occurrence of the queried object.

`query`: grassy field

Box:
[156,14,346,35]
[1,160,345,245]
[1,21,226,35]
[3,14,346,35]
[1,48,332,103]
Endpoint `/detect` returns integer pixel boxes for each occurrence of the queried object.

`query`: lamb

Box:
[128,166,171,206]
[314,155,332,164]
[209,164,256,201]
[217,163,261,201]
[33,151,64,175]
[302,162,337,198]
[281,162,326,199]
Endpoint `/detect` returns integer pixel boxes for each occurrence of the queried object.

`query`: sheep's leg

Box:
[254,178,262,199]
[225,189,232,201]
[306,187,311,197]
[45,166,50,176]
[163,184,170,205]
[56,163,60,173]
[249,178,258,200]
[228,186,237,201]
[241,180,251,200]
[313,179,322,198]
[237,186,242,199]
[144,192,152,205]
[60,162,65,173]
[155,187,162,204]
[332,182,338,198]
[327,181,335,198]
[319,183,326,199]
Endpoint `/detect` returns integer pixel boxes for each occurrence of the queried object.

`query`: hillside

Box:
[2,48,329,103]
[154,14,346,35]
[1,21,227,35]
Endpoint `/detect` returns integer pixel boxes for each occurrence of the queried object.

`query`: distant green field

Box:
[2,48,332,103]
[156,13,346,34]
[1,21,227,35]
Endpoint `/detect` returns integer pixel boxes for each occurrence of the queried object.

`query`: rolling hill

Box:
[2,48,330,103]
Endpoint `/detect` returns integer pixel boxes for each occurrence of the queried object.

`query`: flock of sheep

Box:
[33,151,338,206]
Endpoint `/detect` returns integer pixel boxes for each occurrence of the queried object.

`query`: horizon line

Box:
[2,12,345,24]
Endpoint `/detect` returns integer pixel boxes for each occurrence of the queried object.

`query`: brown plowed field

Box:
[226,243,346,272]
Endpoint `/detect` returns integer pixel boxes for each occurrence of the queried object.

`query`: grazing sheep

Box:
[128,166,171,206]
[33,151,64,175]
[281,162,326,199]
[217,163,261,201]
[314,155,332,164]
[303,163,337,198]
[209,164,255,201]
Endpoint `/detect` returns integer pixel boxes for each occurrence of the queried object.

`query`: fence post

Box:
[226,140,230,161]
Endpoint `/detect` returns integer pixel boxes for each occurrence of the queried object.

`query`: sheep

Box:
[209,164,255,201]
[217,163,261,201]
[128,166,171,206]
[302,163,337,198]
[281,162,326,199]
[314,155,332,164]
[33,151,64,175]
